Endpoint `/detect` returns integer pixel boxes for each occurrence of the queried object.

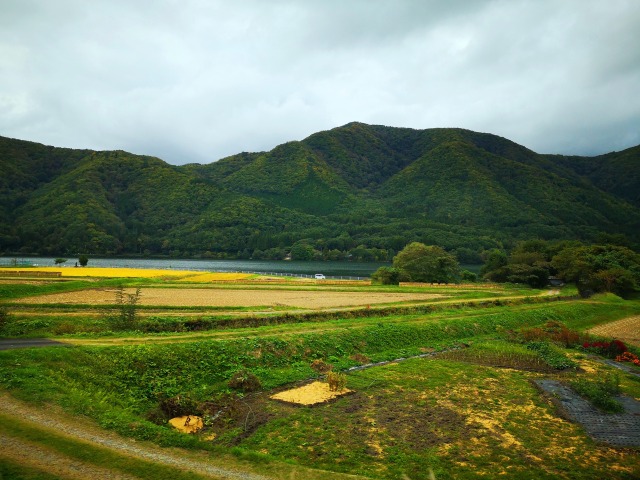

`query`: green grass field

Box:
[1,272,639,479]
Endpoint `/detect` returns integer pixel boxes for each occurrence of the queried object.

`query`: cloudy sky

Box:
[2,0,639,165]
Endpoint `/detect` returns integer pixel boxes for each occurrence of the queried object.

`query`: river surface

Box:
[0,257,389,279]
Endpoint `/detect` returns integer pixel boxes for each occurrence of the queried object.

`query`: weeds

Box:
[326,371,348,391]
[570,373,623,413]
[106,286,142,330]
[438,341,555,372]
[525,341,577,370]
[228,370,262,392]
[518,320,591,348]
[0,305,11,332]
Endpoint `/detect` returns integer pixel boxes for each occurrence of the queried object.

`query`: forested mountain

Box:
[1,123,639,260]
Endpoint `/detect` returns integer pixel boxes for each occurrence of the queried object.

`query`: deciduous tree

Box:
[393,242,460,283]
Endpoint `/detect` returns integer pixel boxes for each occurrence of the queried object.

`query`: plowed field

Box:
[16,288,443,309]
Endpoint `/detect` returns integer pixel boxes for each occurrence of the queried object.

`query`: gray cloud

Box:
[1,0,638,164]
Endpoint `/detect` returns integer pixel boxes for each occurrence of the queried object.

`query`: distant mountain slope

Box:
[1,124,639,257]
[550,145,640,208]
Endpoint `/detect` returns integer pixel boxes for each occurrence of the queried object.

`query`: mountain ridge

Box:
[1,123,639,258]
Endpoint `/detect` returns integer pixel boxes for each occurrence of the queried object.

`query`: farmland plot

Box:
[15,287,444,308]
[588,315,640,347]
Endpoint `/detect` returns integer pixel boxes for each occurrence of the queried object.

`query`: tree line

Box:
[372,240,640,298]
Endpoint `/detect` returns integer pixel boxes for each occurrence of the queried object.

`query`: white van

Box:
[314,273,326,280]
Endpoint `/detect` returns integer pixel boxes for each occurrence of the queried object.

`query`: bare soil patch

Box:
[16,287,443,309]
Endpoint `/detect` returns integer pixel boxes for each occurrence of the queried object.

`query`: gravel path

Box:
[0,338,69,350]
[0,393,270,480]
[0,435,140,479]
[535,380,640,447]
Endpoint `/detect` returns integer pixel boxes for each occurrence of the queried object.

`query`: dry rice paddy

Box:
[15,287,443,309]
[588,315,640,347]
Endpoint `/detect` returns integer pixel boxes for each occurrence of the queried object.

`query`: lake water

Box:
[0,257,388,279]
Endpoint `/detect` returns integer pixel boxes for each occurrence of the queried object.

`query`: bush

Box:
[158,394,198,418]
[228,370,262,392]
[582,340,628,358]
[371,266,403,285]
[616,351,640,366]
[326,371,347,392]
[461,270,478,282]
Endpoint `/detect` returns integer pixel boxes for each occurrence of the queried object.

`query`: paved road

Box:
[0,338,69,350]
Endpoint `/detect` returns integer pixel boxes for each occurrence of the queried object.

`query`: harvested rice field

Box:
[15,287,444,308]
[588,315,640,347]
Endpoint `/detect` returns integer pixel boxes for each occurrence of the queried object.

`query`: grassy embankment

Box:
[1,269,639,479]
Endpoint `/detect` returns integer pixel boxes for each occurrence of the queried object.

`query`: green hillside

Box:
[1,124,639,259]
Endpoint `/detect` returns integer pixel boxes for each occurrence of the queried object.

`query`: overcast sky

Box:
[2,0,639,165]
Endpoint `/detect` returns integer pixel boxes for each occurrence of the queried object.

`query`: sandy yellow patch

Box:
[168,415,203,434]
[270,381,352,405]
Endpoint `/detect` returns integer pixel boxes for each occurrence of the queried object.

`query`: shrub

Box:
[461,270,478,282]
[228,370,262,392]
[371,266,403,285]
[326,371,347,392]
[158,394,198,418]
[582,340,628,358]
[616,351,640,366]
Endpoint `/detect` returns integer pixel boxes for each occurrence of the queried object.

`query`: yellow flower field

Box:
[1,266,250,280]
[181,272,253,282]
